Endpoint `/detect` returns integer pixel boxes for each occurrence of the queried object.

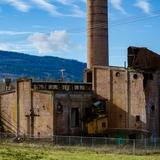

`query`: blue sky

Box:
[0,0,160,66]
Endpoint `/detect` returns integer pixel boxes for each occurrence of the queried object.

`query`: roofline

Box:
[0,90,16,95]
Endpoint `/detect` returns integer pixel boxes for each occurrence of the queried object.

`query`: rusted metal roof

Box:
[128,46,160,71]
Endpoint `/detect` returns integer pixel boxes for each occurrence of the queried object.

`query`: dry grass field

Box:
[0,143,160,160]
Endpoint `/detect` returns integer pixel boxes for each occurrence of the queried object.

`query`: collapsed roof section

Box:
[128,46,160,71]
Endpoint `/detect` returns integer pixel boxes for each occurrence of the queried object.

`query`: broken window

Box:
[148,73,153,80]
[136,115,140,122]
[42,105,45,110]
[93,100,106,115]
[86,71,92,83]
[115,72,120,77]
[151,105,155,112]
[133,74,138,79]
[37,132,40,138]
[71,108,80,127]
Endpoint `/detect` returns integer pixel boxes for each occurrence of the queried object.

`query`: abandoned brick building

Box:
[0,0,160,139]
[0,79,93,137]
[85,46,160,139]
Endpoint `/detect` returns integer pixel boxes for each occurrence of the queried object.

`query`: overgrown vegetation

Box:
[0,143,160,160]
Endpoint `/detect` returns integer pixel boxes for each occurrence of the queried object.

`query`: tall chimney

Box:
[87,0,109,68]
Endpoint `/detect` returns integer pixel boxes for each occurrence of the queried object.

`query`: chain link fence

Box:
[1,133,160,154]
[53,135,133,146]
[52,136,160,154]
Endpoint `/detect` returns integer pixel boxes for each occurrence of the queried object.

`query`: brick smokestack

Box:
[87,0,109,68]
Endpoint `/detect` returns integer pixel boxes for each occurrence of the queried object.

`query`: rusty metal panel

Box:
[128,46,160,70]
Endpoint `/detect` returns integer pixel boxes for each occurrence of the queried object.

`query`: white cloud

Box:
[70,5,85,18]
[31,0,85,17]
[28,31,73,55]
[135,0,151,14]
[0,0,86,18]
[0,42,31,52]
[0,0,73,17]
[0,43,13,51]
[56,0,73,5]
[0,31,31,36]
[4,0,30,12]
[110,0,127,15]
[31,0,62,16]
[55,0,85,18]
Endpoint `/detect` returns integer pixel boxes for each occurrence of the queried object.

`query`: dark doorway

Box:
[71,108,80,127]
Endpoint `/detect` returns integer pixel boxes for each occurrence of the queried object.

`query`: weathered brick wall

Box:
[145,72,160,137]
[0,79,93,137]
[54,93,70,135]
[92,66,147,131]
[93,67,128,128]
[17,80,54,137]
[0,92,17,133]
[17,79,32,135]
[111,69,128,128]
[33,91,53,138]
[87,0,109,68]
[93,67,110,99]
[54,92,93,135]
[129,72,146,129]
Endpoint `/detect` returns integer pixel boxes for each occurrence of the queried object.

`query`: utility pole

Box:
[60,69,65,81]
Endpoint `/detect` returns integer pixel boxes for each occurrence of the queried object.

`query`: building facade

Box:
[0,0,160,140]
[0,79,93,137]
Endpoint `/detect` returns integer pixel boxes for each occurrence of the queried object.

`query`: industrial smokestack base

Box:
[87,0,109,69]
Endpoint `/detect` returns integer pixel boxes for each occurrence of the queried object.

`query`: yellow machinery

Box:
[84,100,108,135]
[87,116,108,135]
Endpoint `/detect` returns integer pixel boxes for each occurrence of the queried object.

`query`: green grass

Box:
[0,143,160,160]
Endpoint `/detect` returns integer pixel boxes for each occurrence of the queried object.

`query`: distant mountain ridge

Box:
[0,50,86,82]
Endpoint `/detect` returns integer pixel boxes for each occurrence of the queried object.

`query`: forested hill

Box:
[0,51,86,82]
